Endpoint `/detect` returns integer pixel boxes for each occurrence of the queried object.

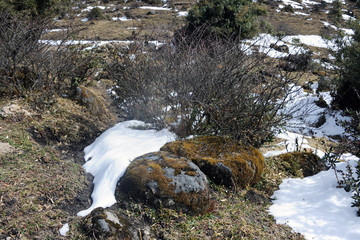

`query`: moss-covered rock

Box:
[82,207,143,240]
[160,136,264,189]
[76,86,107,117]
[278,152,328,178]
[117,151,210,214]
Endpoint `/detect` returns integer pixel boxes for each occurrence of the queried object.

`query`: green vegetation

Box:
[185,0,267,38]
[329,0,343,26]
[87,7,103,20]
[0,0,70,17]
[333,24,360,111]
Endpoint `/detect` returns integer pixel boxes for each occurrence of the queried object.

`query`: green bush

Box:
[185,0,267,39]
[333,24,360,111]
[87,7,103,20]
[282,4,294,13]
[2,0,70,17]
[329,0,343,26]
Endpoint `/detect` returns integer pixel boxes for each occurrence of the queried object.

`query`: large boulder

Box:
[160,136,264,188]
[117,151,210,214]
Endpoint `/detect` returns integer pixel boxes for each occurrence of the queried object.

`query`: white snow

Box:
[281,0,304,9]
[269,154,360,240]
[322,21,355,36]
[112,16,130,21]
[139,6,171,11]
[77,120,176,217]
[59,223,69,236]
[293,11,310,16]
[46,28,67,32]
[178,11,188,17]
[244,34,308,58]
[244,34,346,59]
[342,14,355,21]
[81,6,106,12]
[283,35,335,49]
[267,72,359,240]
[279,84,349,138]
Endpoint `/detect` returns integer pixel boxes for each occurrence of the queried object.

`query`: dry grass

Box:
[0,83,116,239]
[51,2,186,41]
[0,118,87,239]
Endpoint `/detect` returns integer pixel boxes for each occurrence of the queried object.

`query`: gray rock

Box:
[117,151,210,214]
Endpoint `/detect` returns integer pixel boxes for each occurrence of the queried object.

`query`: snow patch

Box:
[139,6,171,11]
[59,223,69,236]
[269,154,360,240]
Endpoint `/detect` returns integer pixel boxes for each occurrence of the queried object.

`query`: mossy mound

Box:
[278,152,328,178]
[117,151,210,214]
[76,86,108,117]
[82,207,142,240]
[160,136,265,188]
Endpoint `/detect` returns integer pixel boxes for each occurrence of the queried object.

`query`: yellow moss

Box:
[278,152,324,178]
[76,86,108,117]
[120,152,210,214]
[161,136,265,188]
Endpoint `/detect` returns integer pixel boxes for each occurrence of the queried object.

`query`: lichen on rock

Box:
[117,151,210,214]
[82,207,143,240]
[160,136,265,189]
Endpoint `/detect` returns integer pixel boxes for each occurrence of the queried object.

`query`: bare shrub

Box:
[0,10,97,106]
[106,33,301,147]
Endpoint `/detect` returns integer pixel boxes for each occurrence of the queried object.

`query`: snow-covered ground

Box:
[266,84,360,240]
[269,154,360,240]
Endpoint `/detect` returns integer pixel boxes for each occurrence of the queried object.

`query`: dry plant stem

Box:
[106,31,304,147]
[0,10,96,104]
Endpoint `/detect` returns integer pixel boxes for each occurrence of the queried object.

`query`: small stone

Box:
[0,142,15,155]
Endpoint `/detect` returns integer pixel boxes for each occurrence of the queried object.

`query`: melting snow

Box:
[59,223,69,236]
[269,154,360,240]
[139,6,171,11]
[112,16,130,21]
